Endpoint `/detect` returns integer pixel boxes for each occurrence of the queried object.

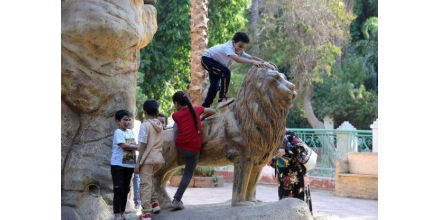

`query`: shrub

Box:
[172,166,218,182]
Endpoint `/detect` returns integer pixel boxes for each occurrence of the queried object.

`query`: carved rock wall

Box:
[61,0,157,219]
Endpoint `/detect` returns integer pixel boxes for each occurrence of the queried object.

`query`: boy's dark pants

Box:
[111,165,134,214]
[201,56,231,107]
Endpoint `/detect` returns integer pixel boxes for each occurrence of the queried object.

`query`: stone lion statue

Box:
[154,63,297,206]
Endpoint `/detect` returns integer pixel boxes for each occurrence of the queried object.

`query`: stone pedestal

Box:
[336,121,357,158]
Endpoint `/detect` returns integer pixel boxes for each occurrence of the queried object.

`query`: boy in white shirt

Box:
[201,31,267,108]
[110,110,139,220]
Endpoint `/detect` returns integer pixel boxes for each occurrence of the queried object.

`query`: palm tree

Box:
[188,0,209,105]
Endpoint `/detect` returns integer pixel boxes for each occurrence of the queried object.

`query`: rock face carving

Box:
[154,64,297,206]
[61,0,157,219]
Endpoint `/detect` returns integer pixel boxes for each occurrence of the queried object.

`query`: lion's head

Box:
[234,63,297,120]
[232,63,297,158]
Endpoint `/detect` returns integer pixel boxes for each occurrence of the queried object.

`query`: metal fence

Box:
[288,128,373,178]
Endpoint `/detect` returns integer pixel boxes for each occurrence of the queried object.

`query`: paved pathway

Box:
[166,182,378,220]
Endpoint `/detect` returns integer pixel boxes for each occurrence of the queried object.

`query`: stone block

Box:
[335,152,378,200]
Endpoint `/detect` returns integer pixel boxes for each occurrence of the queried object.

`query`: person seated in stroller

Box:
[268,130,314,216]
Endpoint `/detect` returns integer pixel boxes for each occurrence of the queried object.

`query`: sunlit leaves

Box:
[312,56,377,129]
[207,0,250,46]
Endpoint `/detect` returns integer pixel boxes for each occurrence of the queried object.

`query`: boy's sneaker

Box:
[170,199,184,210]
[217,98,235,109]
[139,212,151,220]
[151,202,161,213]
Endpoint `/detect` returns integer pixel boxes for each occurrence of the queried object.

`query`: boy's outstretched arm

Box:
[229,55,265,67]
[251,56,278,69]
[250,56,265,62]
[118,142,139,151]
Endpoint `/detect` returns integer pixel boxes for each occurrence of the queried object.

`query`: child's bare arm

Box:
[118,142,139,151]
[252,56,278,69]
[201,108,216,120]
[137,143,147,161]
[250,56,265,62]
[230,55,265,67]
[134,142,147,173]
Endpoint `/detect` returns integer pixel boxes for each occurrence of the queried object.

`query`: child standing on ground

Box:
[134,99,165,220]
[111,110,139,220]
[170,91,216,210]
[201,31,268,108]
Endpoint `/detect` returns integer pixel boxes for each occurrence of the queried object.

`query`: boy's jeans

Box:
[201,56,231,107]
[132,173,141,207]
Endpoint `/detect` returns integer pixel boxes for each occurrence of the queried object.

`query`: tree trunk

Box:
[250,0,260,55]
[188,0,209,105]
[301,82,339,168]
[301,83,324,129]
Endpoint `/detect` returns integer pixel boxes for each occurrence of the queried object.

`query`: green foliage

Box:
[135,72,149,121]
[172,166,217,178]
[312,56,378,129]
[228,65,247,98]
[307,1,378,129]
[361,17,378,40]
[350,0,378,41]
[257,0,354,80]
[138,0,192,116]
[194,166,216,177]
[286,106,311,129]
[347,17,378,91]
[172,167,185,176]
[207,0,250,46]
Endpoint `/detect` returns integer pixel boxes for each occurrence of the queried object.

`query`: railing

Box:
[288,128,373,179]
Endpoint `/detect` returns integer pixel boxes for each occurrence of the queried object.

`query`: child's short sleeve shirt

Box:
[110,129,136,168]
[172,106,205,152]
[203,40,252,68]
[138,123,148,144]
